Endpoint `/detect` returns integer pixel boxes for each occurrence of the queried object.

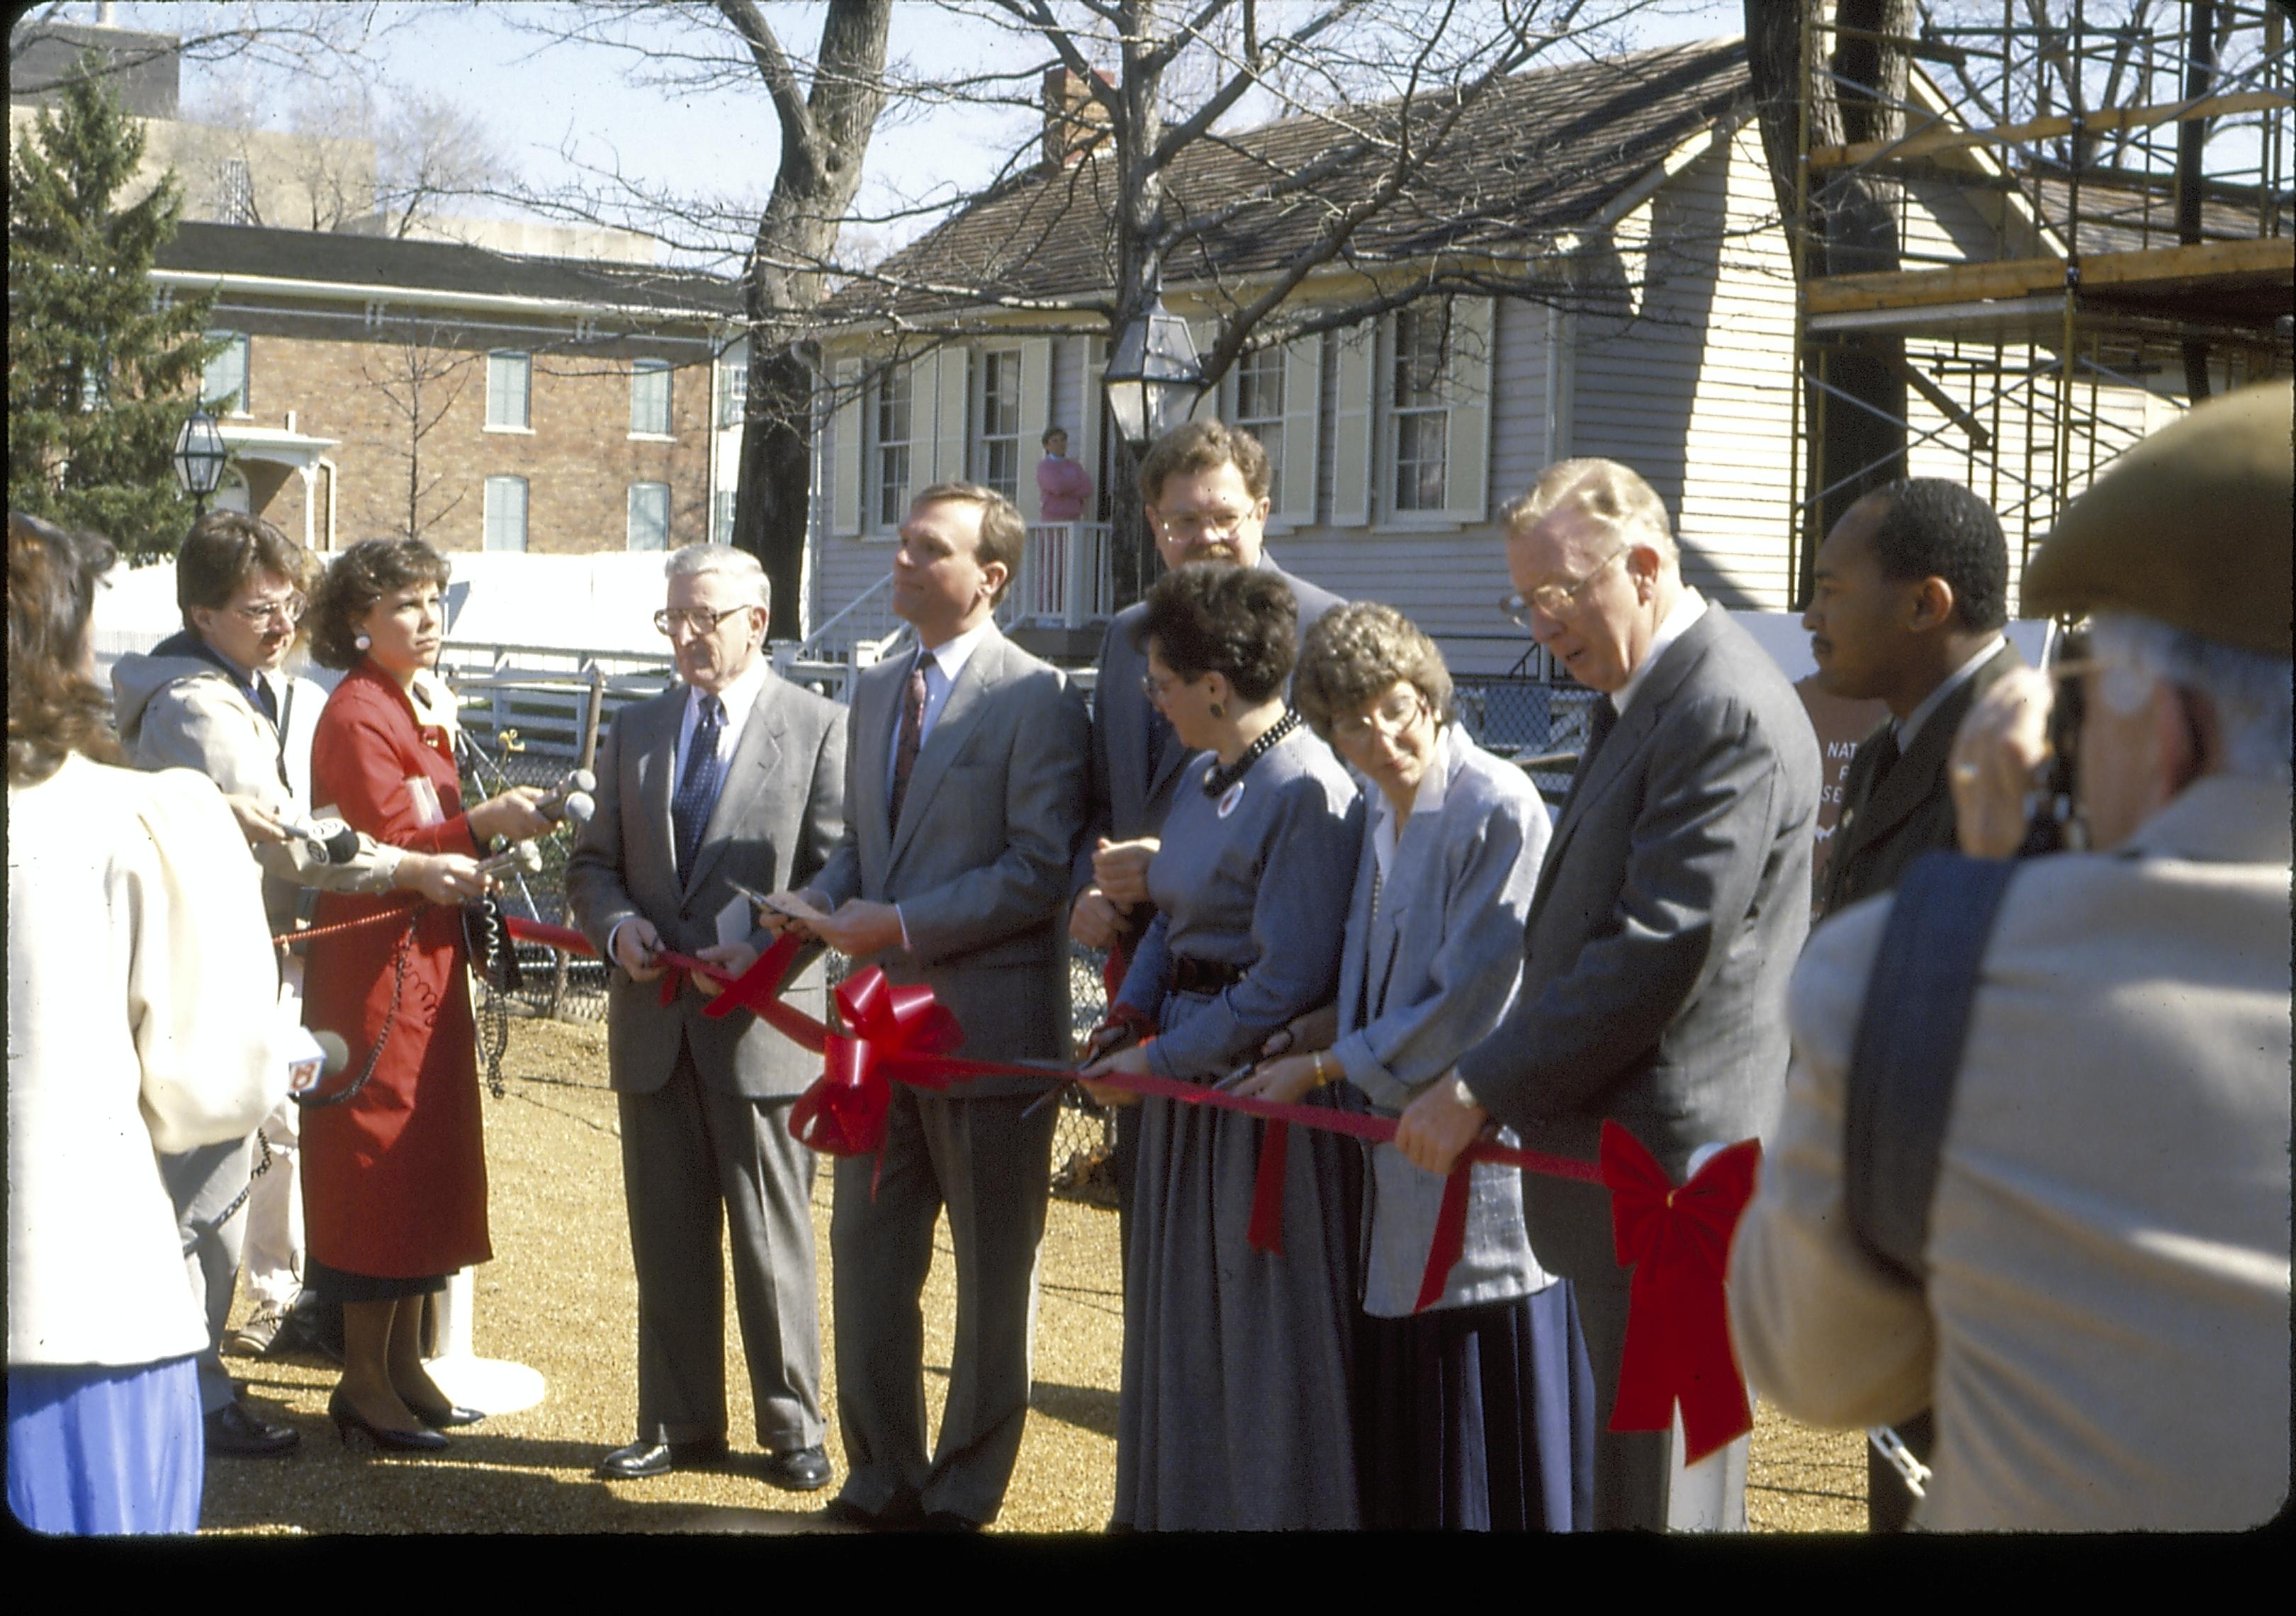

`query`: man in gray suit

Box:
[1396,458,1820,1530]
[1070,419,1342,1272]
[565,544,845,1491]
[778,481,1089,1531]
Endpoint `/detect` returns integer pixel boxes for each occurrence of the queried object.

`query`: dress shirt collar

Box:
[1610,588,1707,722]
[916,616,998,689]
[1368,722,1462,879]
[681,651,770,768]
[1897,635,2005,752]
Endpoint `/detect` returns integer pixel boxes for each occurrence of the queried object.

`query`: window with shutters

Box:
[976,347,1023,501]
[483,476,529,552]
[628,482,671,551]
[1391,307,1450,513]
[1232,346,1287,500]
[203,332,250,416]
[486,352,531,431]
[630,360,673,437]
[875,364,913,530]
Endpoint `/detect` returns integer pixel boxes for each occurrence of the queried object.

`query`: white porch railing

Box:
[1010,522,1115,627]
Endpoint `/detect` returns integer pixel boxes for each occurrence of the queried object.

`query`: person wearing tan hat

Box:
[1727,381,2292,1530]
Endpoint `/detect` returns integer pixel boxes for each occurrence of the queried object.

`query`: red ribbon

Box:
[504,919,1760,1440]
[1599,1121,1761,1465]
[787,965,968,1156]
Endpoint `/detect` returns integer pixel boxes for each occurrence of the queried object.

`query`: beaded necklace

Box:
[1202,707,1302,809]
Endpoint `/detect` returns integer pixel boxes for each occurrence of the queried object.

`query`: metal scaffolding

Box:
[1789,1,2295,600]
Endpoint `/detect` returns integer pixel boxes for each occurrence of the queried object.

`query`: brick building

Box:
[151,222,743,556]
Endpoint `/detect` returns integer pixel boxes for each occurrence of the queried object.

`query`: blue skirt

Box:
[1355,1281,1597,1531]
[7,1356,203,1534]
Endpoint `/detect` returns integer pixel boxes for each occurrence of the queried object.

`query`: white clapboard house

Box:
[802,36,2180,684]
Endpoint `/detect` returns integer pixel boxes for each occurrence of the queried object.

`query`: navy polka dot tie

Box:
[672,693,726,880]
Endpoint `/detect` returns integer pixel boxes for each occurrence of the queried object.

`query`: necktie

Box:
[1555,696,1618,823]
[888,653,930,832]
[1867,726,1903,792]
[672,694,726,880]
[252,675,279,728]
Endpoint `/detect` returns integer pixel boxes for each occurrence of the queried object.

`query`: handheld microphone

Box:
[285,1027,351,1094]
[536,769,597,824]
[278,810,361,867]
[477,839,545,881]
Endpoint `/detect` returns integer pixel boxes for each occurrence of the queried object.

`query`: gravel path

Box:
[204,1014,1867,1534]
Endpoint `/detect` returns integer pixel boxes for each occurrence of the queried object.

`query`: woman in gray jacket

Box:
[1242,603,1594,1531]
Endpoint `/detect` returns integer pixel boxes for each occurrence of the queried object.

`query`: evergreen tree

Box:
[8,57,220,561]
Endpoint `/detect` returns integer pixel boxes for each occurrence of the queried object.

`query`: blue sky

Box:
[89,1,1747,262]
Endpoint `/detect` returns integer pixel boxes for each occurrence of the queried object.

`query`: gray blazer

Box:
[565,670,846,1099]
[1456,605,1821,1281]
[1074,554,1344,899]
[1332,726,1554,1315]
[815,627,1090,1096]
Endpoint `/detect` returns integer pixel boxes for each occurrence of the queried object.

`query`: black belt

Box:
[1171,955,1246,996]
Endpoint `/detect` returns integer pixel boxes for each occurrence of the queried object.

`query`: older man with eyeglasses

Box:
[1392,458,1820,1531]
[1071,418,1344,1289]
[564,544,846,1493]
[113,512,483,1457]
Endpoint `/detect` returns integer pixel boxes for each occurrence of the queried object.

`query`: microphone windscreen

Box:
[561,791,595,826]
[569,768,596,795]
[311,1031,350,1076]
[320,826,361,865]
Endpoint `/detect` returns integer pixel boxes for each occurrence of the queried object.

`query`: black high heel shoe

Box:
[328,1390,450,1454]
[406,1399,485,1430]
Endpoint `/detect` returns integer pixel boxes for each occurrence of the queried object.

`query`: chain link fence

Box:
[449,659,1592,1206]
[455,734,1120,1202]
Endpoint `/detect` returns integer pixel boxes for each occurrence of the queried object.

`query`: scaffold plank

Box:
[1806,239,2296,315]
[1807,90,2292,171]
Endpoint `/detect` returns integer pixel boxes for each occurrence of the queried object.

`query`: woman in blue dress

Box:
[1081,562,1365,1530]
[1239,602,1596,1530]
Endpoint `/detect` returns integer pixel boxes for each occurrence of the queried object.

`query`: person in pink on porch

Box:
[1034,427,1093,521]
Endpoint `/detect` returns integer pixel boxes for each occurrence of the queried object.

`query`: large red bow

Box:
[786,966,965,1157]
[1600,1121,1760,1465]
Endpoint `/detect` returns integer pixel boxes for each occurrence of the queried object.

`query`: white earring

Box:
[354,634,371,651]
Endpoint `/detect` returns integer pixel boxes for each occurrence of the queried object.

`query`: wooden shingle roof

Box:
[838,36,1750,319]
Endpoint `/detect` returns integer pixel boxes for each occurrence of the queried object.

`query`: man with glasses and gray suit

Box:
[566,544,845,1493]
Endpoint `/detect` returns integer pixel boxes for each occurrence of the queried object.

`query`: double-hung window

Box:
[976,347,1022,502]
[203,331,251,416]
[716,353,748,430]
[486,351,531,430]
[628,482,671,551]
[484,476,529,552]
[1232,345,1288,502]
[1390,307,1451,514]
[875,364,913,531]
[631,360,673,437]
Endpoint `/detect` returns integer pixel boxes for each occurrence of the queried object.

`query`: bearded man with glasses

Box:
[565,543,846,1493]
[112,512,478,1455]
[1071,418,1345,1289]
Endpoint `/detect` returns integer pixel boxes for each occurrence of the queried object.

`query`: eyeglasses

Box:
[1330,688,1429,744]
[654,605,754,638]
[230,593,306,627]
[1139,670,1183,704]
[1501,544,1633,627]
[1154,505,1256,542]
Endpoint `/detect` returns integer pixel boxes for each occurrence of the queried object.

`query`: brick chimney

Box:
[1042,67,1114,169]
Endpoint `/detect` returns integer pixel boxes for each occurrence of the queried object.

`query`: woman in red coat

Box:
[300,538,549,1452]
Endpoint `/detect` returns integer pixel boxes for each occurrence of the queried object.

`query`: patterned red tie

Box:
[888,654,928,831]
